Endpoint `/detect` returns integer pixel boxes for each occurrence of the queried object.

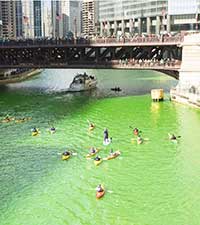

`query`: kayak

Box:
[15,117,31,123]
[62,155,70,160]
[103,138,112,146]
[32,130,39,136]
[171,139,177,144]
[96,190,105,199]
[137,139,143,145]
[89,125,95,131]
[106,151,121,160]
[94,159,103,166]
[86,149,99,158]
[15,119,25,123]
[1,118,13,123]
[49,129,56,134]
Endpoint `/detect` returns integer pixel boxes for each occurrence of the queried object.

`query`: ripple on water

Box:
[0,70,200,225]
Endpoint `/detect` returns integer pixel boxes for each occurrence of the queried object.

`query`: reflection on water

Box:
[4,69,177,98]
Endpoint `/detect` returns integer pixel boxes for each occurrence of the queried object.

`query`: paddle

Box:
[57,152,77,156]
[168,133,181,139]
[129,126,142,133]
[93,187,113,194]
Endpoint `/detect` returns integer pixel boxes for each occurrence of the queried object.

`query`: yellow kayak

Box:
[88,125,95,131]
[62,155,70,160]
[86,149,99,158]
[32,130,39,136]
[94,159,103,166]
[105,151,121,160]
[1,118,14,123]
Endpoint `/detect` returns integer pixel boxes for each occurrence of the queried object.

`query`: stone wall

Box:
[171,34,200,108]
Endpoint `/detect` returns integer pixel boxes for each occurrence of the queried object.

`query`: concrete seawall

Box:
[170,33,200,108]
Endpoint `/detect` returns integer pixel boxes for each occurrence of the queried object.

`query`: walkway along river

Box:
[0,69,199,225]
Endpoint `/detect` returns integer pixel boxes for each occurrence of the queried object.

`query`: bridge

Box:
[0,36,183,79]
[1,34,200,107]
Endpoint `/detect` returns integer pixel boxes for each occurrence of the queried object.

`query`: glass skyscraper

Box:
[98,0,200,36]
[16,0,23,38]
[98,0,168,36]
[33,0,42,37]
[168,0,200,31]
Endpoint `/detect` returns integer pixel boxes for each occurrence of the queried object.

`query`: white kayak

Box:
[103,138,112,146]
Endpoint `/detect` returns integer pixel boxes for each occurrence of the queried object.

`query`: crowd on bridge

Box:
[116,58,181,68]
[0,32,187,47]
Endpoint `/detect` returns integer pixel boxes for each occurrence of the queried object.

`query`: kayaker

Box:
[90,147,96,153]
[137,136,143,144]
[96,184,104,192]
[133,128,139,136]
[63,151,70,156]
[104,128,109,141]
[169,134,177,140]
[94,156,101,161]
[31,127,37,132]
[90,123,94,128]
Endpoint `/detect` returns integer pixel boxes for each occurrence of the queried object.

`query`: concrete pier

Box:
[170,33,200,108]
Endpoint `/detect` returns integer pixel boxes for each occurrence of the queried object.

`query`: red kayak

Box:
[96,190,105,199]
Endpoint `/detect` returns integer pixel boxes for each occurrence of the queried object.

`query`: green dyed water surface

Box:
[0,69,199,225]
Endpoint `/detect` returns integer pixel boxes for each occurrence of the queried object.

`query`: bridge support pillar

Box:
[147,17,151,34]
[121,19,125,36]
[129,18,134,35]
[156,16,161,35]
[107,21,111,37]
[167,15,171,33]
[100,22,104,36]
[114,21,117,36]
[171,34,200,108]
[138,18,141,35]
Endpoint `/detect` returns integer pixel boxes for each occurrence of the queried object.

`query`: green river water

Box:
[0,69,200,225]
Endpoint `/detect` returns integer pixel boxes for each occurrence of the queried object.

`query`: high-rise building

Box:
[22,0,44,38]
[168,0,200,32]
[33,0,42,37]
[0,0,16,38]
[82,0,98,36]
[69,1,81,36]
[0,3,3,37]
[42,0,52,37]
[22,0,34,38]
[15,0,23,38]
[98,0,168,36]
[51,0,81,38]
[51,0,63,37]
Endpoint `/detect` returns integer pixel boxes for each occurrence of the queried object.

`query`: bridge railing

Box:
[0,35,184,47]
[65,59,181,69]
